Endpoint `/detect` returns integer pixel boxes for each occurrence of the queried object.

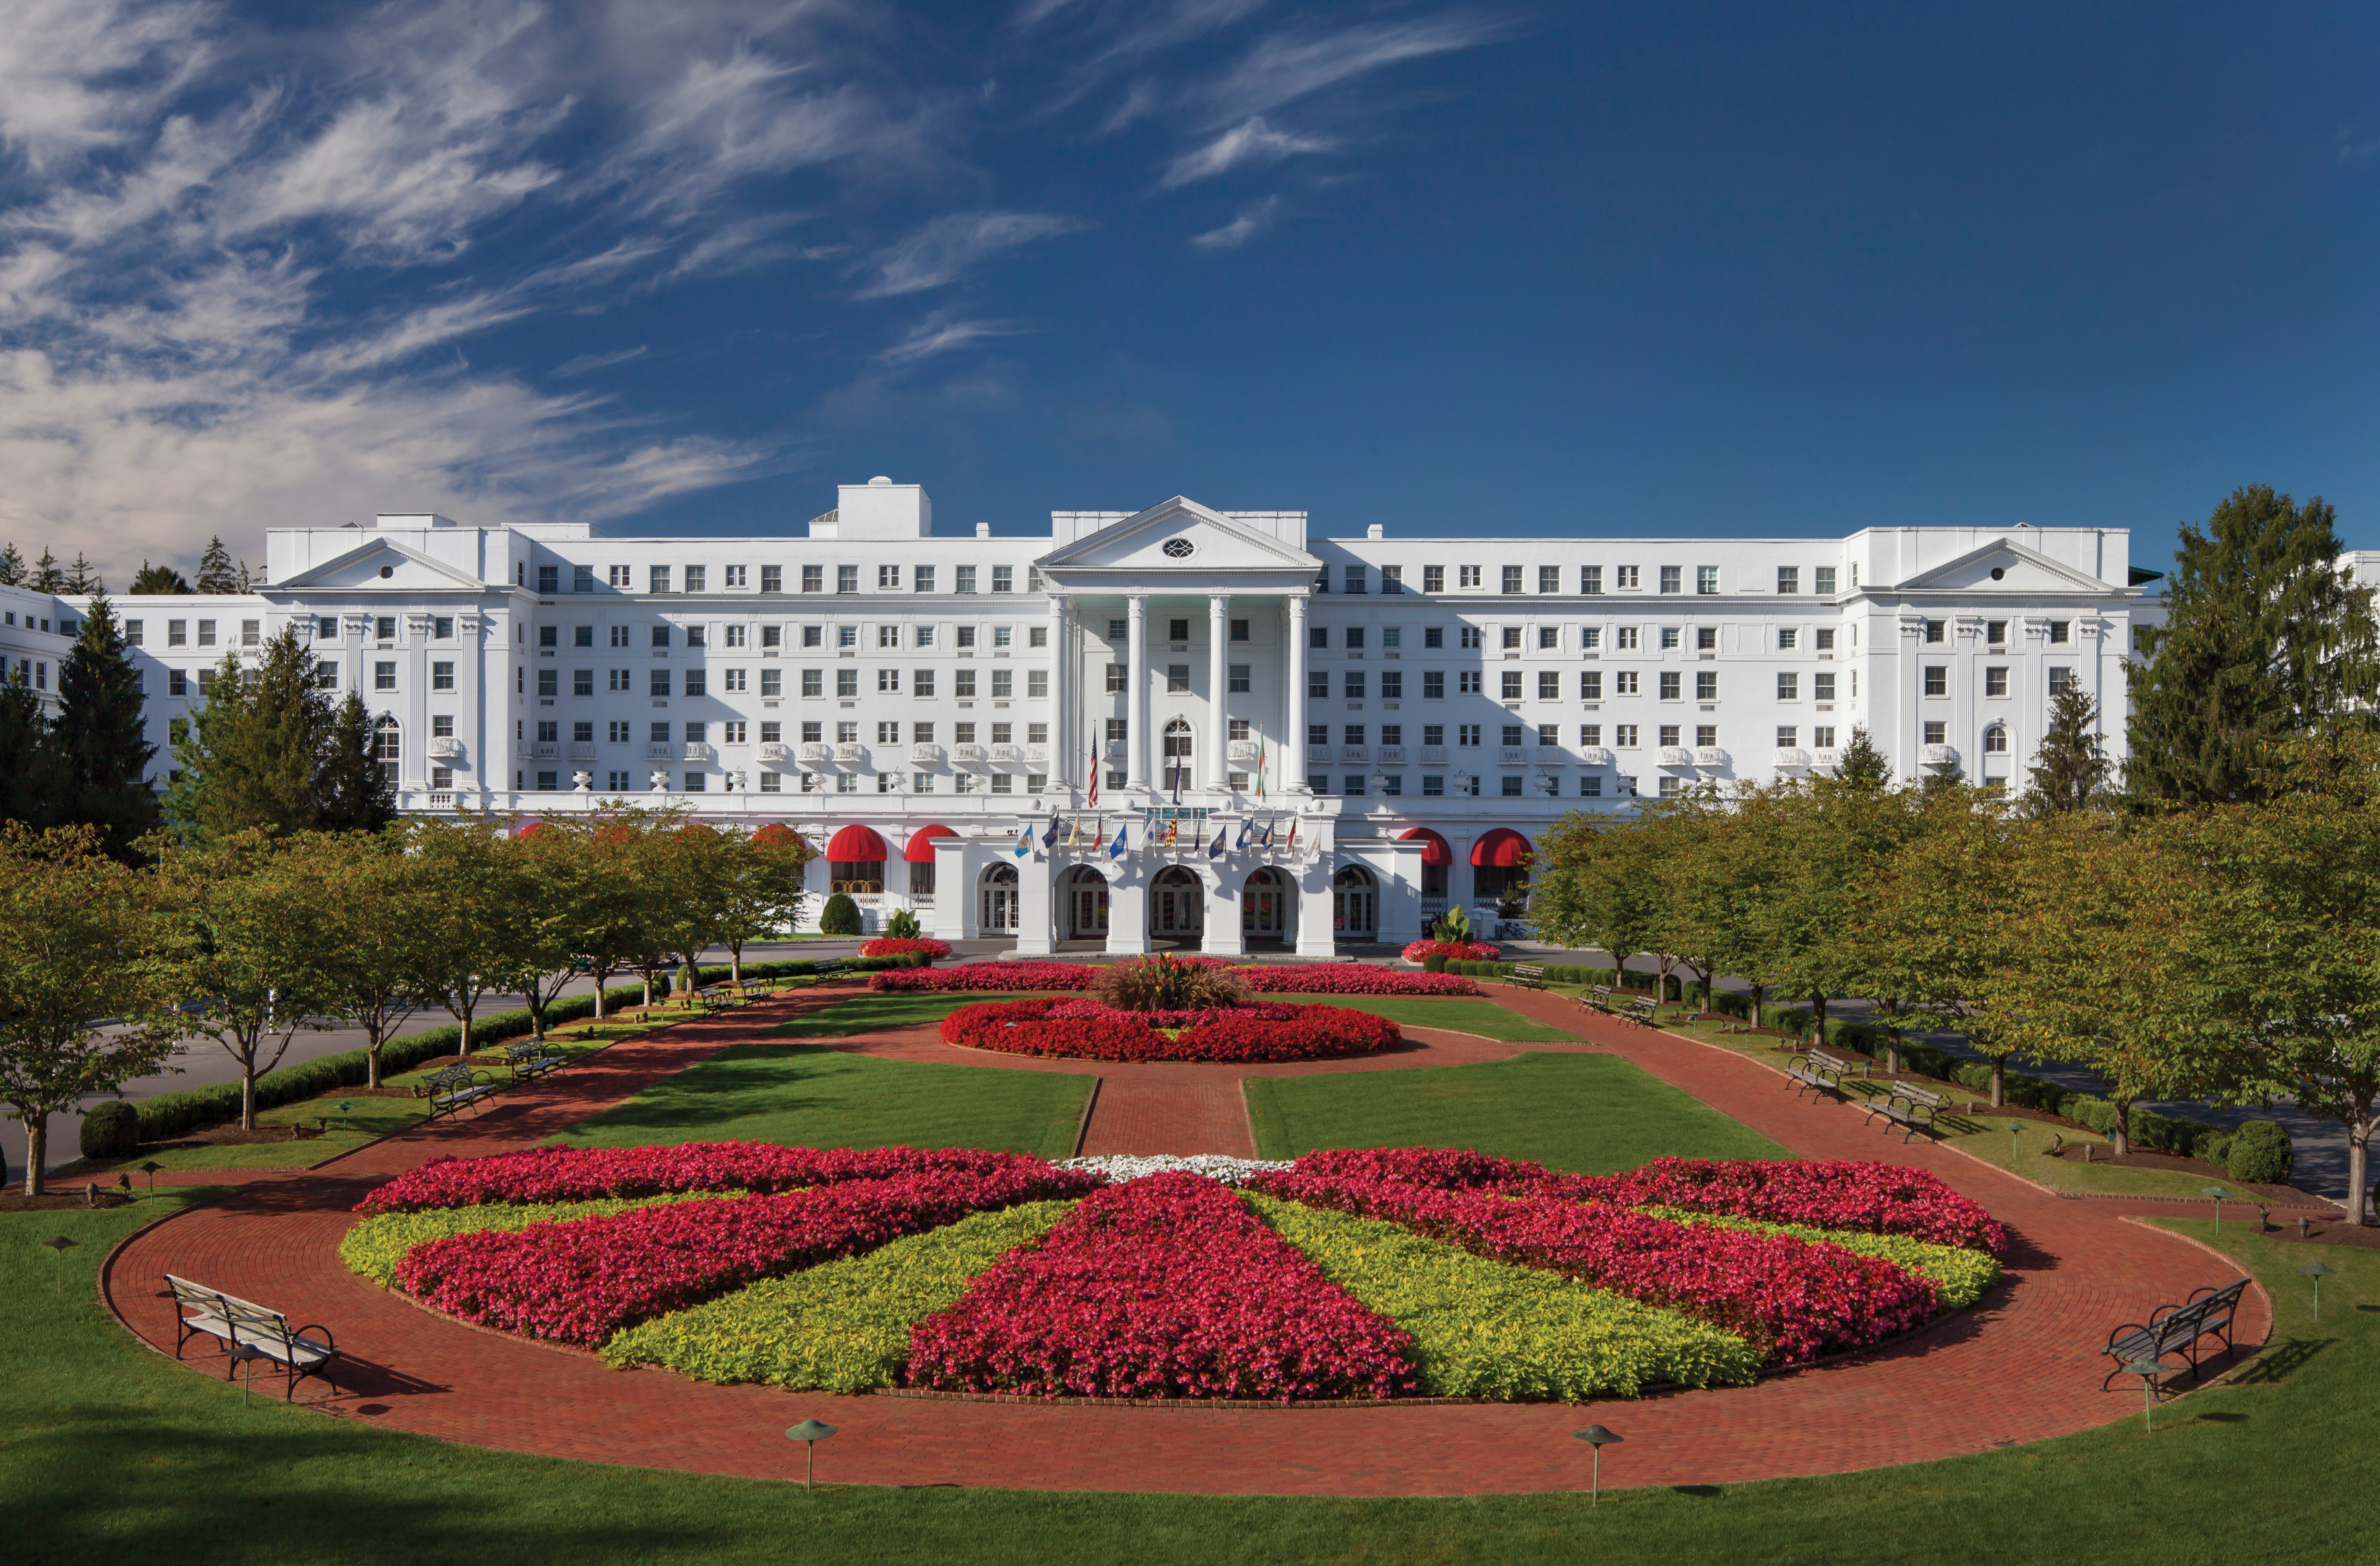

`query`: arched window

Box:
[372,715,400,786]
[1983,723,2008,754]
[1162,718,1193,791]
[980,863,1018,931]
[1333,864,1377,936]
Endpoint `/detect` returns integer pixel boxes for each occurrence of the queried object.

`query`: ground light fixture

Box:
[785,1419,837,1490]
[2300,1260,2337,1321]
[2122,1359,2164,1431]
[2007,1123,2025,1166]
[40,1235,76,1296]
[2203,1186,2229,1235]
[1574,1424,1624,1506]
[139,1160,162,1192]
[227,1343,266,1405]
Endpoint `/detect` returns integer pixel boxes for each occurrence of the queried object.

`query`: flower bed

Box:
[1541,1158,2010,1255]
[903,1171,1420,1401]
[870,962,1102,993]
[1400,940,1501,964]
[859,937,953,961]
[341,1192,728,1286]
[1236,966,1483,996]
[941,996,1399,1063]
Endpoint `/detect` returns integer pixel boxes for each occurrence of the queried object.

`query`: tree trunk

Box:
[23,1117,44,1196]
[730,942,744,985]
[2112,1095,2133,1158]
[367,1037,383,1090]
[593,972,607,1021]
[241,1064,258,1131]
[458,1004,474,1059]
[1989,1057,2005,1109]
[2348,1097,2374,1226]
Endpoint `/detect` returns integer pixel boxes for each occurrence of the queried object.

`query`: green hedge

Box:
[1449,960,1682,999]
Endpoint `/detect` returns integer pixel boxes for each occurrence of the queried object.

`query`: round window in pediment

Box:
[1161,537,1195,559]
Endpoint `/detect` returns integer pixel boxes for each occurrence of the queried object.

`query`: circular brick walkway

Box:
[103,981,2278,1496]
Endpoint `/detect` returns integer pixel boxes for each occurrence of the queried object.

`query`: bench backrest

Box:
[1891,1084,1947,1109]
[1805,1048,1850,1071]
[166,1274,291,1336]
[423,1064,474,1089]
[1590,985,1614,997]
[1512,964,1544,976]
[503,1041,544,1057]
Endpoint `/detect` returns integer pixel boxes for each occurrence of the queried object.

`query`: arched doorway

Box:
[1162,718,1194,795]
[979,862,1018,932]
[1242,866,1292,943]
[1062,865,1110,941]
[372,714,401,788]
[1471,828,1532,914]
[1333,865,1377,938]
[1150,865,1204,942]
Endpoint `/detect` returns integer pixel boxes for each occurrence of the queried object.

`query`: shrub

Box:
[79,1100,140,1160]
[1643,1209,2001,1309]
[2226,1120,2294,1185]
[820,893,862,936]
[1422,953,1447,974]
[1400,939,1500,964]
[1093,953,1248,1012]
[883,908,922,940]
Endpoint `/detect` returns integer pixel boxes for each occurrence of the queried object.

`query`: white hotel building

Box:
[48,478,2163,955]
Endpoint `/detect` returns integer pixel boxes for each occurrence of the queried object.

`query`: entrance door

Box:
[1242,869,1285,938]
[1153,870,1203,939]
[1333,867,1377,937]
[1070,876,1110,939]
[980,866,1018,931]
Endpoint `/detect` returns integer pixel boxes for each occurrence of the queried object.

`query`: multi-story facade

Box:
[57,478,2158,953]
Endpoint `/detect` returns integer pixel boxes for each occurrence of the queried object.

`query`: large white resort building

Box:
[28,479,2161,954]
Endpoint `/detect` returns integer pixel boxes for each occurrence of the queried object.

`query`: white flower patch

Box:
[1058,1154,1295,1187]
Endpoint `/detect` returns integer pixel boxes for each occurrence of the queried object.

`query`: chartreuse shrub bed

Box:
[346,1140,2005,1404]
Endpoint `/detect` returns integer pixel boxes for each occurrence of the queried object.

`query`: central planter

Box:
[941,997,1401,1063]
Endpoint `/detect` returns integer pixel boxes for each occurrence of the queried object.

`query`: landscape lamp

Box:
[1574,1424,1624,1506]
[2300,1260,2337,1322]
[785,1419,838,1490]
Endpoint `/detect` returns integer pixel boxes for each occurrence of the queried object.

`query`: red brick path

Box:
[104,981,2279,1496]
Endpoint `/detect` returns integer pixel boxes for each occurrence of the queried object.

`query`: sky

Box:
[3,0,2378,584]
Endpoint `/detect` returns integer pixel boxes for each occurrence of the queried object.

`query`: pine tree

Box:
[0,544,25,587]
[316,690,395,834]
[30,549,64,593]
[193,536,240,595]
[0,671,64,829]
[165,628,332,839]
[129,561,192,595]
[50,594,158,858]
[64,552,99,594]
[1832,725,1893,790]
[2024,685,2112,817]
[2126,485,2379,805]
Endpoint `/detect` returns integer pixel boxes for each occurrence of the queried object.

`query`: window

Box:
[1696,626,1716,651]
[1658,672,1681,700]
[1344,565,1366,594]
[1611,565,1638,590]
[312,659,336,689]
[878,668,900,693]
[1814,725,1836,748]
[1777,627,1798,650]
[987,668,1009,698]
[837,625,857,648]
[1460,565,1483,589]
[603,564,630,588]
[1458,723,1481,746]
[1814,672,1837,701]
[876,625,896,649]
[539,626,559,649]
[1027,670,1048,698]
[1923,721,1947,747]
[650,625,671,649]
[1613,723,1640,747]
[1381,566,1403,595]
[1582,671,1602,700]
[832,565,856,594]
[1423,566,1446,593]
[1695,671,1717,700]
[608,668,630,691]
[801,565,822,592]
[1660,566,1682,593]
[1696,566,1719,595]
[1924,620,1945,644]
[955,566,977,594]
[168,669,187,697]
[2049,666,2076,696]
[1535,627,1557,651]
[1382,627,1401,649]
[608,720,630,742]
[374,617,397,641]
[1501,626,1522,651]
[169,619,187,646]
[1613,671,1639,696]
[1421,775,1444,796]
[648,565,672,594]
[1985,666,2008,697]
[1229,663,1251,693]
[1381,671,1403,699]
[1502,566,1523,594]
[1457,671,1482,694]
[1423,627,1444,649]
[910,668,934,698]
[1660,627,1681,650]
[537,564,559,594]
[757,564,783,594]
[722,668,747,693]
[1422,724,1444,746]
[1106,664,1127,694]
[1501,671,1523,700]
[1460,626,1482,649]
[954,669,975,698]
[913,566,934,592]
[991,566,1013,594]
[1777,673,1798,700]
[1614,627,1639,651]
[879,565,900,589]
[573,669,594,696]
[1659,725,1680,747]
[2049,621,2071,644]
[651,669,671,697]
[1537,671,1560,700]
[1924,666,1947,697]
[1816,628,1836,651]
[1344,671,1366,699]
[1423,671,1445,698]
[1501,775,1523,796]
[375,662,396,691]
[1814,566,1837,595]
[1310,625,1328,650]
[1028,626,1047,649]
[1777,567,1800,594]
[1345,725,1365,746]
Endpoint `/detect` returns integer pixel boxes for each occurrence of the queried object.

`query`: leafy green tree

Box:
[1766,773,1914,1046]
[403,816,533,1056]
[51,595,158,857]
[165,627,333,840]
[0,671,66,830]
[717,823,814,980]
[29,549,64,593]
[2024,685,2112,817]
[0,826,182,1193]
[193,535,241,595]
[128,562,192,595]
[316,690,394,833]
[2127,485,2378,806]
[1529,811,1661,989]
[297,832,426,1088]
[1831,725,1892,789]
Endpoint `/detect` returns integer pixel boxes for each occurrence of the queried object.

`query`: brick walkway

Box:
[102,981,2277,1497]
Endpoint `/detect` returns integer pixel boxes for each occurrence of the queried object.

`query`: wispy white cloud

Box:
[1190,193,1280,250]
[0,0,218,171]
[855,211,1089,299]
[555,346,648,377]
[1204,16,1505,123]
[880,310,1030,365]
[1161,116,1330,186]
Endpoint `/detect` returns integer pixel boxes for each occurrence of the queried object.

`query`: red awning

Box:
[1398,827,1453,866]
[825,824,889,862]
[904,824,958,863]
[1471,828,1532,868]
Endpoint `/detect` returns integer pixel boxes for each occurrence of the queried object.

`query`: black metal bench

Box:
[1508,963,1547,990]
[165,1273,340,1401]
[501,1041,564,1082]
[1784,1046,1852,1100]
[693,984,738,1013]
[1859,1081,1947,1142]
[2103,1279,2251,1391]
[1584,984,1617,1014]
[418,1062,500,1121]
[814,958,846,979]
[1621,995,1660,1027]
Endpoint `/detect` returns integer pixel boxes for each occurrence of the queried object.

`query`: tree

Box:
[316,690,395,834]
[1831,725,1892,789]
[721,823,814,978]
[298,832,426,1089]
[1529,811,1661,990]
[506,823,602,1041]
[2024,685,2112,817]
[1766,771,1913,1047]
[64,552,100,594]
[0,544,23,587]
[194,536,241,595]
[30,549,64,593]
[165,628,334,840]
[571,814,664,1018]
[0,670,66,830]
[403,816,531,1057]
[129,562,192,595]
[2127,485,2378,806]
[51,594,158,858]
[0,826,181,1194]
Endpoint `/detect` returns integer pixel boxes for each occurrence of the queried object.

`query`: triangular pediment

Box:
[272,538,490,593]
[1898,538,2112,595]
[1037,498,1319,576]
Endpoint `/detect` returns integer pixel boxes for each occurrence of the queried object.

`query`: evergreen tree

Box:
[193,535,240,595]
[1831,725,1893,790]
[2127,485,2378,805]
[129,561,190,595]
[2024,685,2112,817]
[50,595,158,858]
[0,673,64,829]
[64,552,99,594]
[0,544,25,586]
[165,628,333,840]
[316,690,395,834]
[29,549,64,593]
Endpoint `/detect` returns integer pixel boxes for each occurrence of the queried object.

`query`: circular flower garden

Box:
[942,997,1400,1062]
[343,1141,2008,1404]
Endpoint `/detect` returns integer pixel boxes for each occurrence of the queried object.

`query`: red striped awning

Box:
[1471,828,1532,868]
[1398,827,1453,866]
[904,824,958,863]
[825,824,889,862]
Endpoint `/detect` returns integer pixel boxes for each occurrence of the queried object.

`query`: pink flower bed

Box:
[394,1163,1102,1347]
[1539,1158,2010,1255]
[859,937,952,961]
[356,1142,1078,1215]
[1400,940,1501,963]
[1246,1166,1940,1364]
[1237,966,1483,996]
[870,962,1102,993]
[904,1170,1419,1400]
[942,997,1400,1062]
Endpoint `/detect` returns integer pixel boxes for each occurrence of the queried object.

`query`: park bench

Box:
[1783,1046,1853,1100]
[1622,995,1661,1027]
[2102,1279,2251,1391]
[693,984,737,1013]
[1584,984,1617,1014]
[418,1063,500,1121]
[1860,1081,1948,1143]
[164,1274,340,1401]
[813,958,846,979]
[501,1041,564,1082]
[1508,964,1546,991]
[735,979,773,1000]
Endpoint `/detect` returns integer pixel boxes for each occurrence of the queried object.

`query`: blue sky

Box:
[3,1,2378,581]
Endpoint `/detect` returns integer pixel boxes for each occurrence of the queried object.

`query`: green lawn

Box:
[1301,995,1585,1042]
[1245,1052,1788,1173]
[10,1194,2372,1564]
[558,1042,1091,1160]
[1941,1120,2267,1203]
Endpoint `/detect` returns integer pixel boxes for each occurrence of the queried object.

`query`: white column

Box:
[1047,594,1071,790]
[1207,593,1230,792]
[1283,595,1308,791]
[1202,861,1246,957]
[1126,594,1150,792]
[1017,850,1056,956]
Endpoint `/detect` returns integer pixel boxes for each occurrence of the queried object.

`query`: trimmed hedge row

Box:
[1443,960,1684,999]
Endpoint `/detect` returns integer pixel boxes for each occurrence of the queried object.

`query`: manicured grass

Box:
[11,1195,2374,1563]
[558,1042,1091,1160]
[770,993,1065,1037]
[1940,1120,2266,1203]
[1304,996,1585,1042]
[1245,1052,1789,1173]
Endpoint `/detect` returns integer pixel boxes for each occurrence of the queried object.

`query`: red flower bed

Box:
[1245,1167,1939,1364]
[394,1163,1102,1347]
[1045,999,1297,1028]
[904,1171,1419,1400]
[356,1142,1080,1215]
[859,937,952,961]
[942,997,1399,1062]
[1237,966,1483,996]
[1538,1158,2010,1256]
[870,962,1103,993]
[1400,940,1501,963]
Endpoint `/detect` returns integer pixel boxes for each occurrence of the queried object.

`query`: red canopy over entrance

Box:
[1471,828,1531,868]
[904,824,958,863]
[1398,827,1453,866]
[825,824,889,861]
